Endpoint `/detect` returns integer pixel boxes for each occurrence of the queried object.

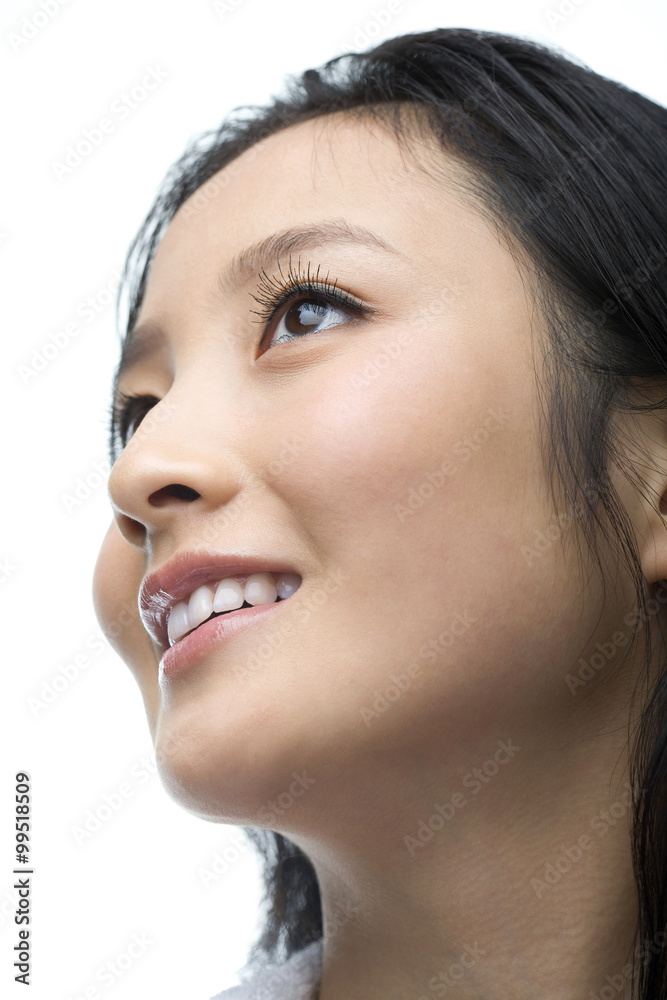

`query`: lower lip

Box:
[158,600,290,681]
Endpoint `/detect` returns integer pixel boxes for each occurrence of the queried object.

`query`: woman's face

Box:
[93,111,627,828]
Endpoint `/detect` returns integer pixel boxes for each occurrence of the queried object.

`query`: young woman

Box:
[93,27,667,1000]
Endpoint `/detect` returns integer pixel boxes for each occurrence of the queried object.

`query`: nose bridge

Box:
[108,372,250,545]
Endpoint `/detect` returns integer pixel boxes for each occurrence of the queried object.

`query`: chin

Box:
[154,744,257,824]
[151,704,308,827]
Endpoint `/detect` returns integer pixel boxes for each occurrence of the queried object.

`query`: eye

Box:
[249,257,373,356]
[111,393,160,453]
[263,295,356,349]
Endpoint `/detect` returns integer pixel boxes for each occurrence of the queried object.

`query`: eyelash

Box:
[249,255,368,348]
[110,256,369,458]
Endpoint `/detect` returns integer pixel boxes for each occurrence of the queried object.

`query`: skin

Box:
[93,110,667,999]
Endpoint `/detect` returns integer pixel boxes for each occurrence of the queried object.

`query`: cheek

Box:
[262,335,590,720]
[276,331,523,569]
[92,522,160,733]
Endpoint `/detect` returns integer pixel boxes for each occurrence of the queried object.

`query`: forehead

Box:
[142,112,487,292]
[173,110,445,234]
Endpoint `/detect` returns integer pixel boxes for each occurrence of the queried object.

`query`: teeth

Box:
[188,584,214,631]
[244,572,278,606]
[166,571,301,646]
[167,601,190,646]
[213,578,244,614]
[276,572,301,599]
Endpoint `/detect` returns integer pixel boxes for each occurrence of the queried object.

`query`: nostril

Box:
[117,513,146,549]
[148,484,201,507]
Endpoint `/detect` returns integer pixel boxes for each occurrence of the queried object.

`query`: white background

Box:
[2,1,666,998]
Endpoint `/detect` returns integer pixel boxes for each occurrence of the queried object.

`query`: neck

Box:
[290,720,639,1000]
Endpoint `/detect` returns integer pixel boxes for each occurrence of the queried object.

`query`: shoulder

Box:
[209,939,323,1000]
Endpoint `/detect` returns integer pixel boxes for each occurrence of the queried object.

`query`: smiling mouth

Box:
[175,598,283,643]
[167,571,301,646]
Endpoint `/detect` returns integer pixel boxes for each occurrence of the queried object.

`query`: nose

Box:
[107,390,246,550]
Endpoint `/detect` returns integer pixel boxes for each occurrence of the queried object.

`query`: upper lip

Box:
[139,550,301,650]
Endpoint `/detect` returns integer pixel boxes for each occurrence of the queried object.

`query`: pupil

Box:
[285,301,326,335]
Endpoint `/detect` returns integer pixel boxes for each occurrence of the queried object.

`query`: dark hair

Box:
[113,28,667,998]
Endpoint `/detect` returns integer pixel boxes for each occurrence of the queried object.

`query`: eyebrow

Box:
[216,218,401,296]
[115,219,402,384]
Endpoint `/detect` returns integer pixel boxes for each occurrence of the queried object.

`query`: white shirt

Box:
[210,939,323,1000]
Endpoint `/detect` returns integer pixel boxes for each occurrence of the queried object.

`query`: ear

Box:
[612,407,667,586]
